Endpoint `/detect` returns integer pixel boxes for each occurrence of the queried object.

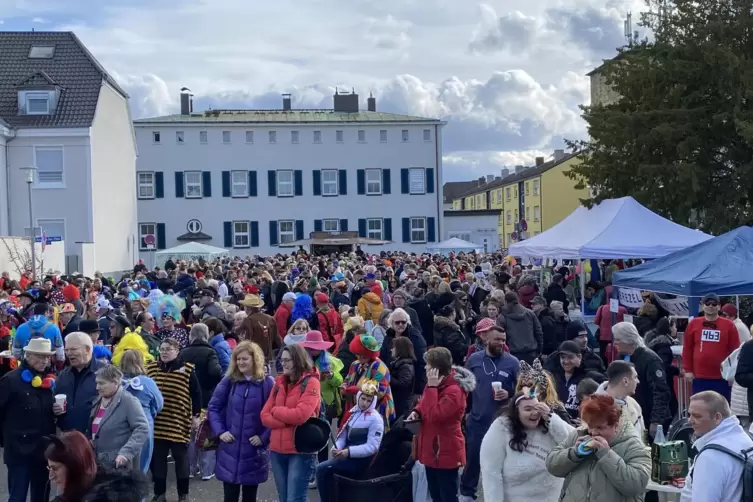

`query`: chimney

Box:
[180,87,193,115]
[333,88,359,113]
[486,174,494,183]
[535,156,545,166]
[515,165,527,174]
[367,93,376,112]
[282,93,292,111]
[553,149,565,161]
[500,168,510,178]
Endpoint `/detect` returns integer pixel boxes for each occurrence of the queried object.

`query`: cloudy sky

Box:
[1,0,644,180]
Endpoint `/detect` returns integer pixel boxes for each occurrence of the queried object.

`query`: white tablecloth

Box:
[647,481,683,502]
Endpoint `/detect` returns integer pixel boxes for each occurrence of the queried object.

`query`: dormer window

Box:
[28,46,55,59]
[25,92,51,115]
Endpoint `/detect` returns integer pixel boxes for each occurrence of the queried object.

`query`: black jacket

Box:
[389,358,415,419]
[336,330,358,380]
[537,308,559,355]
[432,316,468,366]
[544,283,568,313]
[630,346,673,428]
[544,356,605,419]
[63,315,83,336]
[380,326,427,394]
[408,299,434,346]
[0,364,56,464]
[180,341,222,408]
[645,330,680,419]
[736,339,753,417]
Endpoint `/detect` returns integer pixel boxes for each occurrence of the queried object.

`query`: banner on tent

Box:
[619,289,645,309]
[618,288,689,316]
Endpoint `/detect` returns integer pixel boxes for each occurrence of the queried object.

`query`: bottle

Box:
[654,424,666,444]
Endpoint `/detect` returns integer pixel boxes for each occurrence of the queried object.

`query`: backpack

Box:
[30,322,50,339]
[695,443,753,502]
[272,374,327,421]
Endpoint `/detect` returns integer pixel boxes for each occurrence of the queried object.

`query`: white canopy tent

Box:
[508,196,711,259]
[154,242,229,268]
[427,237,483,255]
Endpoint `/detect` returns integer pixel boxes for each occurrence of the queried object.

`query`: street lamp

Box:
[19,167,37,279]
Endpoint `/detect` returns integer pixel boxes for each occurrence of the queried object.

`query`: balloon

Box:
[576,264,583,274]
[31,376,42,388]
[584,261,592,274]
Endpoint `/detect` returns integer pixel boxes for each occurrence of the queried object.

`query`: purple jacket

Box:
[208,375,275,485]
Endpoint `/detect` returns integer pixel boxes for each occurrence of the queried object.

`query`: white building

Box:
[134,90,445,259]
[443,209,501,253]
[0,32,138,276]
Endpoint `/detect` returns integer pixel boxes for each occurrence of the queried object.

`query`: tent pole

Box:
[580,259,586,314]
[737,295,740,310]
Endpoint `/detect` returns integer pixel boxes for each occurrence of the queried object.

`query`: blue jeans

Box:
[7,461,49,502]
[269,452,315,502]
[316,456,373,502]
[188,429,217,477]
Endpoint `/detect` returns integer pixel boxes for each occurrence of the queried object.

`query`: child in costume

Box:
[342,335,395,427]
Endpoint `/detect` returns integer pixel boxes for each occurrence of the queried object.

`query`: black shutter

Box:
[426,168,435,194]
[314,220,323,232]
[427,217,436,242]
[340,219,348,231]
[313,170,322,196]
[402,217,410,243]
[223,221,233,247]
[357,169,365,195]
[248,171,258,197]
[294,170,303,196]
[155,172,164,198]
[384,218,392,241]
[338,169,347,195]
[268,171,277,197]
[382,168,391,194]
[269,221,279,246]
[202,171,212,197]
[400,168,410,194]
[250,221,259,247]
[175,172,184,198]
[221,171,231,197]
[156,223,166,250]
[358,219,367,237]
[295,220,304,240]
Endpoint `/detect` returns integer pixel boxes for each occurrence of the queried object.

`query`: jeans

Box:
[316,456,373,502]
[269,452,315,502]
[7,461,49,502]
[460,422,487,498]
[188,429,217,477]
[425,466,459,502]
[152,439,189,496]
[223,482,259,502]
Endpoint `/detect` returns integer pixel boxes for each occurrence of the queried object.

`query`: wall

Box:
[522,176,542,236]
[540,156,588,231]
[443,213,500,253]
[590,72,621,107]
[90,83,138,274]
[136,122,441,258]
[501,182,520,247]
[0,237,65,279]
[0,133,8,235]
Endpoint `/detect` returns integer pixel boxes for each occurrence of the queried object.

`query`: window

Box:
[138,172,155,199]
[26,92,50,114]
[366,169,382,195]
[526,206,530,220]
[357,130,366,142]
[409,168,425,194]
[222,131,231,144]
[277,170,294,197]
[423,129,431,141]
[505,187,511,201]
[313,130,322,143]
[199,131,208,144]
[380,130,387,142]
[176,131,185,144]
[323,219,339,232]
[152,132,161,144]
[322,170,338,196]
[514,187,518,197]
[401,129,409,142]
[534,206,541,221]
[470,198,475,209]
[514,209,519,221]
[367,219,383,239]
[268,131,277,144]
[506,210,511,224]
[336,130,344,143]
[139,223,156,250]
[410,217,426,243]
[231,171,248,197]
[533,179,540,195]
[279,220,295,244]
[184,171,202,198]
[29,46,55,58]
[290,131,298,144]
[525,182,530,196]
[476,195,482,208]
[449,232,471,242]
[233,221,250,248]
[34,146,64,186]
[245,131,254,144]
[497,189,502,203]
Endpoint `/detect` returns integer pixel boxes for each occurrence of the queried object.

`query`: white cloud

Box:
[31,17,49,23]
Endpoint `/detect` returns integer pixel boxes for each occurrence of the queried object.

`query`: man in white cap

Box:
[0,338,56,502]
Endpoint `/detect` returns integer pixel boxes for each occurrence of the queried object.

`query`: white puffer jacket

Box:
[731,318,752,416]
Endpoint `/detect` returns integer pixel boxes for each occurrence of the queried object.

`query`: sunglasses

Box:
[394,320,408,326]
[704,302,719,307]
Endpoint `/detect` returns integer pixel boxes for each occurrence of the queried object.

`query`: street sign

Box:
[144,234,156,246]
[34,235,61,244]
[511,232,518,241]
[520,219,528,232]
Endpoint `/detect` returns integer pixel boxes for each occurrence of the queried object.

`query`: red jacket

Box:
[594,304,627,341]
[682,316,740,380]
[415,367,474,469]
[274,304,292,337]
[517,284,538,309]
[317,307,344,347]
[261,368,321,454]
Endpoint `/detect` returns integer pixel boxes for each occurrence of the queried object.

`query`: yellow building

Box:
[451,151,588,249]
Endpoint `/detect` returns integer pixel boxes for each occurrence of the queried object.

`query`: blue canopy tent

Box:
[613,226,753,297]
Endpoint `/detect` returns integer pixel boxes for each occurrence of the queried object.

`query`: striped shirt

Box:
[146,360,196,443]
[91,405,107,438]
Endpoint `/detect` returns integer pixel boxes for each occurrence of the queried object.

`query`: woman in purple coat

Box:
[208,341,275,502]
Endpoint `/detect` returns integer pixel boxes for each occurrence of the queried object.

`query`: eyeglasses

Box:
[394,320,407,326]
[280,358,293,365]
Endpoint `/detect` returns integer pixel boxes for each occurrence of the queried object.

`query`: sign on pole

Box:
[144,234,156,250]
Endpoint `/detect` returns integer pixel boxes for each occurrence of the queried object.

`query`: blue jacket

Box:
[56,358,106,433]
[210,334,232,373]
[12,316,64,361]
[465,350,520,429]
[121,374,163,427]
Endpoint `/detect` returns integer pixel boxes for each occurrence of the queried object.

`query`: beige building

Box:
[587,56,622,107]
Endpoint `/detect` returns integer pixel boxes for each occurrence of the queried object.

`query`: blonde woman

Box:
[208,341,274,502]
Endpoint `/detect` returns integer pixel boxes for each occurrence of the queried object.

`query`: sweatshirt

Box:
[681,416,753,502]
[682,316,740,380]
[480,412,574,502]
[465,350,520,428]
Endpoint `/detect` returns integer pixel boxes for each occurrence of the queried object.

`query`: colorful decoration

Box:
[21,369,56,390]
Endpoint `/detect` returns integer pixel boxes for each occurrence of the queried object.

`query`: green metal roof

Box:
[134,109,441,125]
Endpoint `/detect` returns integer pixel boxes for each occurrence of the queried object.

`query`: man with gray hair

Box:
[53,331,103,433]
[681,390,753,502]
[612,321,672,442]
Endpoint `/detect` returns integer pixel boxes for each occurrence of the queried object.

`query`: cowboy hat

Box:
[239,294,264,308]
[294,417,331,454]
[24,338,56,356]
[299,331,334,351]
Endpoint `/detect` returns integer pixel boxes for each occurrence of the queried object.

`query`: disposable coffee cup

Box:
[55,394,67,412]
[491,382,503,392]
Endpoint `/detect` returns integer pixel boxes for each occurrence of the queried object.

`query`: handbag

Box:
[196,411,218,451]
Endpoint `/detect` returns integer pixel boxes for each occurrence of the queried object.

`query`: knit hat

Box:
[721,304,738,318]
[475,318,496,335]
[565,320,588,341]
[62,284,80,302]
[349,335,381,359]
[314,292,329,304]
[369,282,383,297]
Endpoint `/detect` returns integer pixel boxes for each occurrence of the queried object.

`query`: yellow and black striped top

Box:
[146,360,196,443]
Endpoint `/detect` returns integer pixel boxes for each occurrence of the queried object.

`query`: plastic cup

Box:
[491,382,503,392]
[55,394,67,412]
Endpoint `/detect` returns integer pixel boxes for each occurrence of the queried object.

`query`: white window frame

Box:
[199,131,208,144]
[336,130,344,143]
[526,206,530,220]
[25,92,50,115]
[269,131,277,144]
[313,130,322,143]
[410,217,427,243]
[323,219,339,232]
[365,169,382,195]
[152,131,161,144]
[176,131,185,144]
[423,129,431,141]
[533,179,540,195]
[367,218,383,239]
[222,131,231,144]
[139,222,157,251]
[322,169,338,196]
[525,182,530,196]
[245,131,254,144]
[184,171,203,199]
[357,130,366,143]
[505,187,511,201]
[401,129,409,142]
[534,205,541,221]
[277,170,294,197]
[137,172,155,199]
[279,220,295,244]
[506,210,512,224]
[380,130,387,143]
[33,146,65,188]
[233,221,250,248]
[290,131,299,144]
[231,170,249,198]
[409,167,426,194]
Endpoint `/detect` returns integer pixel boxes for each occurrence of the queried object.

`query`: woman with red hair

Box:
[545,394,650,502]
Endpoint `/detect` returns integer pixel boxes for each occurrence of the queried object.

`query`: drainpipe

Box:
[434,123,441,239]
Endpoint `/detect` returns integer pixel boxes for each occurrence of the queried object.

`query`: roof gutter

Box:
[2,126,16,236]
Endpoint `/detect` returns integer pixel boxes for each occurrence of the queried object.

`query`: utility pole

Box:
[20,167,37,279]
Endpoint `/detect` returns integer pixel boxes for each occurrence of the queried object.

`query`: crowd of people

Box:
[0,251,752,502]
